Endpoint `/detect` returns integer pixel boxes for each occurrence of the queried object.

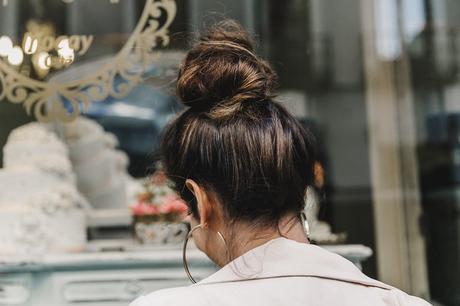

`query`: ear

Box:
[185,179,212,228]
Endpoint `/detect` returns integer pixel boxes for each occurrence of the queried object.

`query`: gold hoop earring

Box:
[299,211,310,240]
[182,224,230,284]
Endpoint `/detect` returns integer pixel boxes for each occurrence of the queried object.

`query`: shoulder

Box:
[385,288,432,306]
[129,286,207,306]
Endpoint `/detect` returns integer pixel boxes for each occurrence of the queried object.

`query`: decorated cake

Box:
[60,117,129,210]
[0,122,89,256]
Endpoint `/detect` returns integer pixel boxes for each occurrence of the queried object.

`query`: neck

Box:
[221,213,309,266]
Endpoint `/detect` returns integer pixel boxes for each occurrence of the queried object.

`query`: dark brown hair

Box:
[161,20,317,228]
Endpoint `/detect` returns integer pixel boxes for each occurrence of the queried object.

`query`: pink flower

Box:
[130,202,159,216]
[158,195,188,215]
[144,203,160,215]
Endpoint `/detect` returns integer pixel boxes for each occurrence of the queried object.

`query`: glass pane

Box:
[254,0,376,276]
[1,0,458,305]
[407,0,460,304]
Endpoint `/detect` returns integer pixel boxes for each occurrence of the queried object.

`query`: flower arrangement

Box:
[130,171,188,221]
[130,171,189,244]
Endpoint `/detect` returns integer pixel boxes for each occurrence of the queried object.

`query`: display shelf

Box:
[0,241,372,306]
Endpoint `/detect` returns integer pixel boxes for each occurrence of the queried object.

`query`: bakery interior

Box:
[0,0,459,305]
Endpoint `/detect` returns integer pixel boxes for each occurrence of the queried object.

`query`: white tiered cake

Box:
[61,118,129,211]
[0,123,88,255]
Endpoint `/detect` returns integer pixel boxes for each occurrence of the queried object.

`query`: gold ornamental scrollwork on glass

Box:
[0,0,177,122]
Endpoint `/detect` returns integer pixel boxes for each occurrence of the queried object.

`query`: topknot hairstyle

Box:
[176,20,277,119]
[160,20,317,228]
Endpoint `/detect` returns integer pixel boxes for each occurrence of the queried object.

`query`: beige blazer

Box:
[130,237,431,306]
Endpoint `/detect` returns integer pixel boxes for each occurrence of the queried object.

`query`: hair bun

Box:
[177,20,277,117]
[201,20,256,52]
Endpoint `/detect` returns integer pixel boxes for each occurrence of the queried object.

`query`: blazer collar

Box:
[193,237,392,290]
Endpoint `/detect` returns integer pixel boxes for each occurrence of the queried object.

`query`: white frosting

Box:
[0,208,87,255]
[74,150,116,193]
[0,168,88,255]
[6,122,57,144]
[0,121,89,256]
[4,136,67,157]
[85,175,127,210]
[61,117,129,211]
[0,168,78,206]
[4,152,75,183]
[63,117,106,161]
[3,122,75,183]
